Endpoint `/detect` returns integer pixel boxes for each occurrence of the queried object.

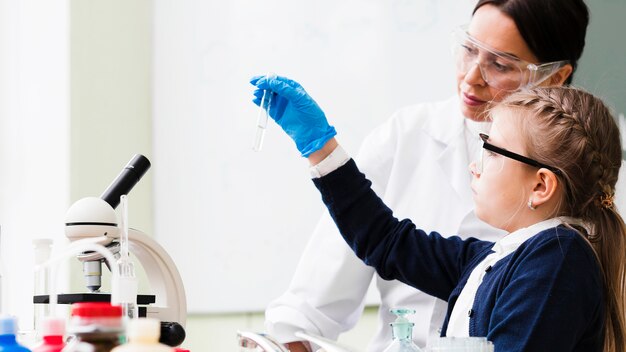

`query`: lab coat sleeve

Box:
[312,159,490,300]
[264,114,403,343]
[264,211,376,342]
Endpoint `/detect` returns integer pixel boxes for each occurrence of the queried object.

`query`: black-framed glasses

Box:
[476,133,562,175]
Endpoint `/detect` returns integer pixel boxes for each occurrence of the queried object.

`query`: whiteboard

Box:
[152,0,477,313]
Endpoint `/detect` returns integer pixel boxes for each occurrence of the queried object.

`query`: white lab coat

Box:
[264,95,626,352]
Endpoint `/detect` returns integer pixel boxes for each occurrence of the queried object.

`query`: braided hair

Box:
[494,86,626,352]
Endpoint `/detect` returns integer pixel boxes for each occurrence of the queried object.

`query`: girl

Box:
[251,76,626,351]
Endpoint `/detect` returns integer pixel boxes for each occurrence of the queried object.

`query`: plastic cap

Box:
[71,302,122,317]
[40,317,65,336]
[0,316,17,335]
[174,349,190,352]
[127,318,160,342]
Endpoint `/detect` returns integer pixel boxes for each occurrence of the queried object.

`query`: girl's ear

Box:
[530,168,560,209]
[548,64,573,86]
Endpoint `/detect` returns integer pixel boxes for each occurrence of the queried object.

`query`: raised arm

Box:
[250,75,490,299]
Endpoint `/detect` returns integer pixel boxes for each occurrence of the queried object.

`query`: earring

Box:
[528,198,536,210]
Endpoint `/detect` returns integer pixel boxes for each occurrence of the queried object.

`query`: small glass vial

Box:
[63,303,123,352]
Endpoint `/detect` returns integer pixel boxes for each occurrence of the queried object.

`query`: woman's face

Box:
[469,111,537,232]
[457,5,539,121]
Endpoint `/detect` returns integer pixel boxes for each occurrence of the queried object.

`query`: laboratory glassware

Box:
[253,74,276,152]
[294,331,360,352]
[116,195,138,320]
[382,308,423,352]
[426,337,494,352]
[237,331,288,352]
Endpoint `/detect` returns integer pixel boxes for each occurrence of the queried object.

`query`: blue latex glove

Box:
[250,75,337,157]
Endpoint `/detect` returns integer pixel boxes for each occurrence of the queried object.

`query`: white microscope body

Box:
[65,196,187,326]
[62,154,186,333]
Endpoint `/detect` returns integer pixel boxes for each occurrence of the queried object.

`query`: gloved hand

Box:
[250,74,337,157]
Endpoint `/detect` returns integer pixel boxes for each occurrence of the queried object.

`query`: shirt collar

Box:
[493,217,582,254]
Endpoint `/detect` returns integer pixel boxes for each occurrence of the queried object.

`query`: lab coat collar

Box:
[424,95,464,145]
[428,95,473,203]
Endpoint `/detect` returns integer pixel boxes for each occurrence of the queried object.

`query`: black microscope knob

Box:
[159,321,186,347]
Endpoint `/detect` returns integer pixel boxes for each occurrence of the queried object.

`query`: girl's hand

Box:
[250,75,337,157]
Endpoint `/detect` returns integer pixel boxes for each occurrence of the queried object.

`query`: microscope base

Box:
[33,293,156,317]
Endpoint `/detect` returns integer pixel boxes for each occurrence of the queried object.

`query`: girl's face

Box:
[456,5,539,121]
[469,111,537,232]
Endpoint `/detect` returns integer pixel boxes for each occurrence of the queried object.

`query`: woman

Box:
[261,0,590,350]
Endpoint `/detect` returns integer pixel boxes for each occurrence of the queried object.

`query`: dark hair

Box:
[473,0,589,85]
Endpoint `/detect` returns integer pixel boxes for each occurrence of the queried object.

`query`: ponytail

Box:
[495,86,626,352]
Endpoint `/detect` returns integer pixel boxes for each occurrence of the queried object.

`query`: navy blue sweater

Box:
[312,159,605,351]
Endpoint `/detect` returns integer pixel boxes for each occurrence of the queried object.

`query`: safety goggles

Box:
[452,26,568,91]
[475,133,562,175]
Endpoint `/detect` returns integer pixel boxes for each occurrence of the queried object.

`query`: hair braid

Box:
[495,86,626,352]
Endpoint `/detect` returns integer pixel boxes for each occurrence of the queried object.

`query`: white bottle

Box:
[110,318,172,352]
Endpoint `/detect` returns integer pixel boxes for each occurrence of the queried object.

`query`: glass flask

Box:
[382,308,423,352]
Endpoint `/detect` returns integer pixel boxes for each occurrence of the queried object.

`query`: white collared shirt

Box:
[446,216,583,337]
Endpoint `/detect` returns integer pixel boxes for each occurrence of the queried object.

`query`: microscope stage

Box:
[33,293,156,305]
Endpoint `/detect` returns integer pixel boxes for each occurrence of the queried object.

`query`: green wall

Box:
[575,0,626,117]
[69,0,153,291]
[70,0,153,231]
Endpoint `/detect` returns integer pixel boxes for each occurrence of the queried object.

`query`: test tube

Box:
[116,195,138,320]
[253,74,274,152]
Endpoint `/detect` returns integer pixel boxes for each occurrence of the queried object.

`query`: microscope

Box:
[34,154,187,346]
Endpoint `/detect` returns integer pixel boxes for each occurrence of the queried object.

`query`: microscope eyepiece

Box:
[100,154,151,208]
